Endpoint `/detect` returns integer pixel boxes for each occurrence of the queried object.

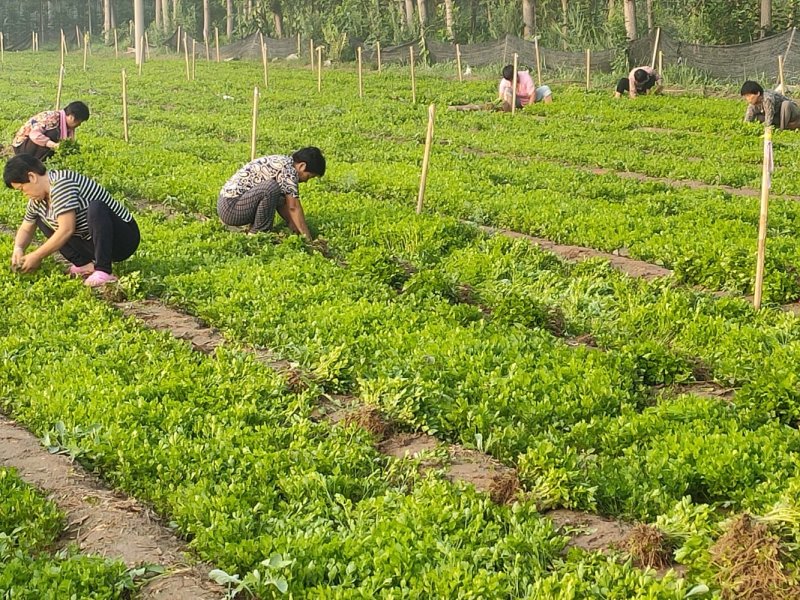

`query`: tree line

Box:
[1,0,797,49]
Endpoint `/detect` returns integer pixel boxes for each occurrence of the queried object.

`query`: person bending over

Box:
[4,154,140,287]
[11,101,90,162]
[217,147,326,240]
[498,64,553,111]
[615,67,662,98]
[741,80,800,130]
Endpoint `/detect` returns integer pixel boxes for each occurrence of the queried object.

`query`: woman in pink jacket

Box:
[11,101,90,162]
[498,65,553,111]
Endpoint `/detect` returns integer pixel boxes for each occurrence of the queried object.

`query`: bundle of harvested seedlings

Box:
[710,514,800,600]
[342,405,393,441]
[490,470,521,505]
[621,524,673,570]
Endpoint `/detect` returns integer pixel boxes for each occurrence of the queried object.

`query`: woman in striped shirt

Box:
[4,154,140,287]
[11,101,90,162]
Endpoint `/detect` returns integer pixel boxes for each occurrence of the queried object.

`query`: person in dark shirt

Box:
[741,80,800,130]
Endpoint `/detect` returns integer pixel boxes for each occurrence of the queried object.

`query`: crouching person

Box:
[217,147,326,241]
[4,154,140,287]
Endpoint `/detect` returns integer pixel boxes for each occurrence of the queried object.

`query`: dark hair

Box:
[740,81,764,96]
[633,69,650,84]
[502,64,515,81]
[64,101,90,122]
[4,155,46,188]
[292,147,326,177]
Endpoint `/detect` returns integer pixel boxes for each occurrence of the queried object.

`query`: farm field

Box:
[1,49,800,598]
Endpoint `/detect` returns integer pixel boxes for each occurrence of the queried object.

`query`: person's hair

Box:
[740,81,764,96]
[633,69,650,84]
[64,101,90,122]
[4,155,47,188]
[292,147,326,177]
[502,64,515,81]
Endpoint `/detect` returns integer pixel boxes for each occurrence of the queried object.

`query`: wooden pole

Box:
[32,31,36,52]
[754,126,773,310]
[76,25,81,49]
[456,43,462,82]
[55,65,64,109]
[138,37,144,75]
[261,39,269,88]
[779,55,786,92]
[144,32,150,60]
[310,38,314,70]
[651,26,661,68]
[114,29,119,59]
[183,34,190,81]
[410,46,417,104]
[377,41,382,73]
[35,32,39,52]
[122,69,129,142]
[586,48,591,91]
[1,32,4,63]
[83,33,89,70]
[61,29,68,55]
[357,46,363,98]
[296,32,300,55]
[416,104,436,214]
[250,86,259,161]
[192,39,197,80]
[215,27,220,62]
[176,25,181,54]
[204,30,210,61]
[511,53,518,114]
[658,50,663,76]
[534,37,542,86]
[317,46,322,92]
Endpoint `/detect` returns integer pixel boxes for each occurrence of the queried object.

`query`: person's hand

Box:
[50,142,60,150]
[10,246,24,272]
[310,237,330,256]
[18,253,42,274]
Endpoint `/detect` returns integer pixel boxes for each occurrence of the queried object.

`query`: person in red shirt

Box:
[498,65,553,111]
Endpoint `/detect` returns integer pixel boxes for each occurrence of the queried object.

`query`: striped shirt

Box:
[220,155,300,200]
[23,170,132,240]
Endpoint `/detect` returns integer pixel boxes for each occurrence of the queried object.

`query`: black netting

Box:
[163,30,303,60]
[630,28,799,83]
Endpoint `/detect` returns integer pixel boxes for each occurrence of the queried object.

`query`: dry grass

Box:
[342,405,393,441]
[489,470,521,505]
[621,524,673,570]
[710,514,800,600]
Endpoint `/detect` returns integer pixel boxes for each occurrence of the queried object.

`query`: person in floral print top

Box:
[11,101,90,162]
[217,147,326,240]
[741,81,800,130]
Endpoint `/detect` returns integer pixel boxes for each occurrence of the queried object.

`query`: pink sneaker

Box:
[84,271,118,287]
[68,263,95,278]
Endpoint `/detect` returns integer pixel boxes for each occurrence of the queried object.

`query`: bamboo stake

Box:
[138,37,144,75]
[76,25,81,49]
[204,30,210,61]
[650,26,661,68]
[416,104,436,214]
[534,37,542,86]
[779,55,786,92]
[357,46,363,98]
[754,127,773,310]
[456,43,462,82]
[296,32,300,55]
[83,33,89,70]
[250,86,259,161]
[586,48,591,91]
[191,39,197,80]
[377,41,382,73]
[114,29,118,59]
[61,28,68,55]
[183,34,190,81]
[1,32,4,63]
[317,46,322,92]
[310,38,314,70]
[658,50,663,76]
[122,69,129,142]
[215,27,220,62]
[145,32,150,60]
[36,32,39,52]
[261,39,269,88]
[176,25,181,54]
[410,46,417,104]
[511,53,518,114]
[55,65,64,109]
[32,31,35,52]
[59,30,64,62]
